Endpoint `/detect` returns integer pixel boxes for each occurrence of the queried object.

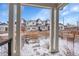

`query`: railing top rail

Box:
[0,39,11,46]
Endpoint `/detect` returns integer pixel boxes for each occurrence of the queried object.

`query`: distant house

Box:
[45,20,50,30]
[26,20,38,31]
[20,18,27,32]
[26,19,50,31]
[0,18,27,33]
[0,23,8,33]
[59,23,64,30]
[36,19,43,25]
[64,24,77,30]
[65,23,76,28]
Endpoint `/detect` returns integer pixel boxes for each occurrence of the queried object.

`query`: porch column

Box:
[9,4,15,55]
[49,8,59,53]
[15,4,21,56]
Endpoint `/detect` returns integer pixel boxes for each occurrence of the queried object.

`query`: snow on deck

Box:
[0,33,79,56]
[0,33,8,36]
[21,37,79,56]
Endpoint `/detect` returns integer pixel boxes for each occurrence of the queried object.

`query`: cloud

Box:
[63,5,68,10]
[31,9,52,20]
[71,6,79,12]
[60,15,79,25]
[60,4,79,17]
[21,6,25,13]
[62,11,69,16]
[0,9,8,23]
[0,4,9,23]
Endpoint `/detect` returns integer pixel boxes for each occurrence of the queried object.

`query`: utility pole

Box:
[77,21,79,30]
[63,17,64,27]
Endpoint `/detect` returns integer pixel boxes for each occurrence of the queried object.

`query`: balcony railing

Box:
[0,39,11,56]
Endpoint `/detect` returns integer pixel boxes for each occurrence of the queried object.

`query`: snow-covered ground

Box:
[0,37,79,56]
[0,33,8,36]
[21,37,79,56]
[0,33,8,56]
[74,38,79,56]
[0,43,8,56]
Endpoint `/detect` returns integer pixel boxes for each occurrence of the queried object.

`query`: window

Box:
[5,27,8,31]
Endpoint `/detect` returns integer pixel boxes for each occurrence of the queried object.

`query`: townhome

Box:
[26,19,50,31]
[59,23,64,31]
[26,20,38,31]
[0,23,8,33]
[20,18,27,32]
[0,18,26,33]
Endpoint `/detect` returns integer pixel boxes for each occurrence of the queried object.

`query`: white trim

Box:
[15,4,60,55]
[15,3,21,56]
[21,3,53,9]
[9,4,15,56]
[49,8,59,53]
[57,3,68,10]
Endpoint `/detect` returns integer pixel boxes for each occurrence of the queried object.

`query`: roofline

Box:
[21,3,52,9]
[57,3,69,10]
